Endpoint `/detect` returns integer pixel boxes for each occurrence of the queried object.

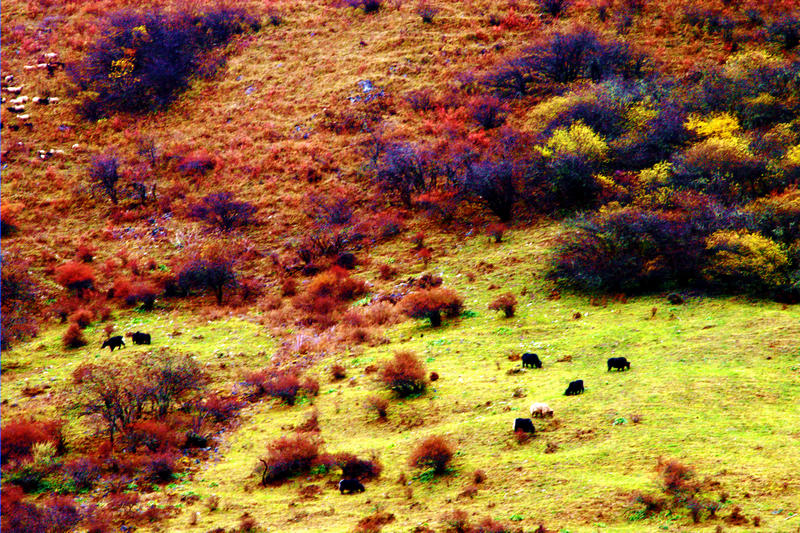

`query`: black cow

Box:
[564,379,584,396]
[607,357,630,371]
[338,479,365,494]
[521,353,542,369]
[513,418,536,433]
[101,336,125,351]
[131,332,151,345]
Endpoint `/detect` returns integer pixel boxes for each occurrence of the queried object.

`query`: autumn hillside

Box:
[2,0,800,532]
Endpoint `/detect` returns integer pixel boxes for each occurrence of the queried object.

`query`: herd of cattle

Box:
[512,353,631,440]
[100,331,151,351]
[97,334,631,495]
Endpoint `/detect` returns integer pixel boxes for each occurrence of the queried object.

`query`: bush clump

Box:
[409,435,454,475]
[259,435,328,485]
[400,287,463,327]
[189,192,256,232]
[380,351,428,397]
[69,8,259,119]
[488,292,517,318]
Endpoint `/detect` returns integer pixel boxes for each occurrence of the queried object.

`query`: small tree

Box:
[89,153,121,205]
[189,192,256,232]
[143,349,208,416]
[409,435,454,475]
[381,351,427,397]
[175,257,237,305]
[488,292,517,318]
[400,287,463,327]
[461,160,517,222]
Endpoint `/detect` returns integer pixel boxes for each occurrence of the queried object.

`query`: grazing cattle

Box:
[521,352,542,369]
[564,379,584,396]
[529,402,554,419]
[513,418,536,433]
[338,479,365,494]
[607,357,630,371]
[101,336,125,351]
[131,332,151,345]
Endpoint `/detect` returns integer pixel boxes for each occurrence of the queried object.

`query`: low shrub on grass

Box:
[380,351,427,397]
[488,292,517,318]
[400,287,463,327]
[259,435,328,485]
[409,435,454,475]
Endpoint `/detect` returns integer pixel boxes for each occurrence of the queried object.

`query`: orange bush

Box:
[63,323,87,348]
[68,308,94,328]
[55,261,95,295]
[380,351,427,397]
[259,435,328,485]
[1,418,64,464]
[409,435,454,474]
[400,287,463,327]
[488,292,517,318]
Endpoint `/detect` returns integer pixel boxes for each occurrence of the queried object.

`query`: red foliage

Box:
[487,223,507,243]
[63,323,88,348]
[55,261,95,294]
[75,244,96,263]
[1,418,64,464]
[381,351,427,397]
[68,308,94,328]
[267,371,302,405]
[331,363,347,380]
[197,393,244,423]
[354,511,395,533]
[334,452,383,481]
[366,395,389,420]
[125,420,181,452]
[378,263,398,280]
[400,287,464,327]
[302,376,320,397]
[280,278,297,296]
[409,435,454,474]
[143,452,178,484]
[259,435,327,485]
[488,292,517,318]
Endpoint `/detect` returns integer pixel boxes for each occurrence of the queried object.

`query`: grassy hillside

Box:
[2,0,800,532]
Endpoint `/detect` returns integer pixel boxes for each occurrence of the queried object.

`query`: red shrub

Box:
[266,371,302,405]
[378,263,398,280]
[488,292,517,318]
[68,308,94,328]
[302,377,320,397]
[471,516,514,533]
[125,420,181,452]
[296,408,320,433]
[380,351,427,397]
[354,511,395,533]
[1,497,47,533]
[259,435,326,485]
[63,323,87,348]
[400,288,463,327]
[144,452,178,484]
[65,457,102,491]
[1,418,64,464]
[334,453,383,481]
[429,371,439,381]
[41,496,81,532]
[441,509,470,533]
[409,435,454,474]
[331,363,347,380]
[366,395,389,420]
[280,278,297,296]
[487,223,507,243]
[75,244,96,263]
[198,394,244,423]
[55,261,95,294]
